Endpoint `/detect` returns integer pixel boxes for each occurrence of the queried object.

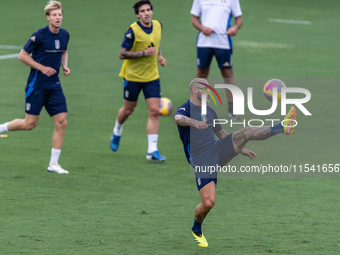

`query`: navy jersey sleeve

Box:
[175,103,190,117]
[121,27,135,50]
[65,31,70,50]
[23,31,40,54]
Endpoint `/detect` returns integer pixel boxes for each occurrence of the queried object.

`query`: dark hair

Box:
[133,0,153,14]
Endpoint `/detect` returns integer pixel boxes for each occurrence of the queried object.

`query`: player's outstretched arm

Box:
[18,49,57,77]
[240,148,257,161]
[174,114,208,129]
[214,128,229,139]
[119,47,156,59]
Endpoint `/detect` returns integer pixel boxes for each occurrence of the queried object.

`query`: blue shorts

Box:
[123,78,161,102]
[197,47,233,69]
[25,85,67,116]
[196,177,217,191]
[194,133,238,190]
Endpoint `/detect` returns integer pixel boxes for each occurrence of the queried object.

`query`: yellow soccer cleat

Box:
[191,230,208,248]
[283,106,297,135]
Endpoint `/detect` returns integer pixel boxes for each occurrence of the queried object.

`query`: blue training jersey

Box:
[23,26,70,89]
[174,100,222,164]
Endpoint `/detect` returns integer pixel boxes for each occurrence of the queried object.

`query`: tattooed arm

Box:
[174,114,208,130]
[119,46,156,59]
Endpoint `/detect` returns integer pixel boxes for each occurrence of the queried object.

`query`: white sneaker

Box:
[47,164,69,174]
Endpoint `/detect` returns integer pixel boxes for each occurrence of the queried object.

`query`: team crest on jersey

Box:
[125,90,129,98]
[26,103,31,111]
[201,115,207,122]
[197,178,201,186]
[55,40,60,49]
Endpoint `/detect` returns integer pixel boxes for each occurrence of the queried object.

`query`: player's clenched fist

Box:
[158,56,166,67]
[195,121,208,130]
[41,66,57,77]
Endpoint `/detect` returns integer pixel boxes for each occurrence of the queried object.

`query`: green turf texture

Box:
[1,0,340,254]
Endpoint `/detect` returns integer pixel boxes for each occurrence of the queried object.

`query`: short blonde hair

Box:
[44,1,63,16]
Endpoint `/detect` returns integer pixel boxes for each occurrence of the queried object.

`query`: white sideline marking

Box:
[236,40,293,49]
[0,45,22,50]
[268,19,312,25]
[0,53,20,60]
[0,45,21,60]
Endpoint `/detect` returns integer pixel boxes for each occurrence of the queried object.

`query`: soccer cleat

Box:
[110,134,121,152]
[146,150,166,162]
[191,230,208,248]
[47,164,69,174]
[228,112,239,120]
[282,106,297,135]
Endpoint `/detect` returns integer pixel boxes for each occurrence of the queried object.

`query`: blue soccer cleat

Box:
[110,134,121,152]
[146,150,166,162]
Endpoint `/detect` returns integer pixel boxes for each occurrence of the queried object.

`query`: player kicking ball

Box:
[174,78,297,248]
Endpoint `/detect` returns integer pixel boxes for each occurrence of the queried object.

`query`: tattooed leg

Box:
[195,181,216,223]
[232,127,272,153]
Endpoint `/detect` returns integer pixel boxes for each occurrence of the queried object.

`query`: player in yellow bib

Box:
[110,0,167,162]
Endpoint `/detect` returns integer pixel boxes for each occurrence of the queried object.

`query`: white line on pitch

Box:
[0,45,22,50]
[0,53,20,60]
[268,18,312,25]
[236,40,293,49]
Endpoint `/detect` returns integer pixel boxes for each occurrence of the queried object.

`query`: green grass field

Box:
[1,0,340,254]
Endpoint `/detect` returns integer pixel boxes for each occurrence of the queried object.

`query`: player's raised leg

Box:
[47,112,68,174]
[111,100,137,152]
[191,181,215,248]
[0,114,40,134]
[231,106,297,154]
[282,106,297,135]
[145,97,166,162]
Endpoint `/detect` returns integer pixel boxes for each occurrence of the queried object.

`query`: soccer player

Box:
[174,78,297,248]
[190,0,243,119]
[0,1,70,174]
[110,0,167,162]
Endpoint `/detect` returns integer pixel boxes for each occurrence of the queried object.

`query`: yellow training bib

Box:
[119,20,162,82]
